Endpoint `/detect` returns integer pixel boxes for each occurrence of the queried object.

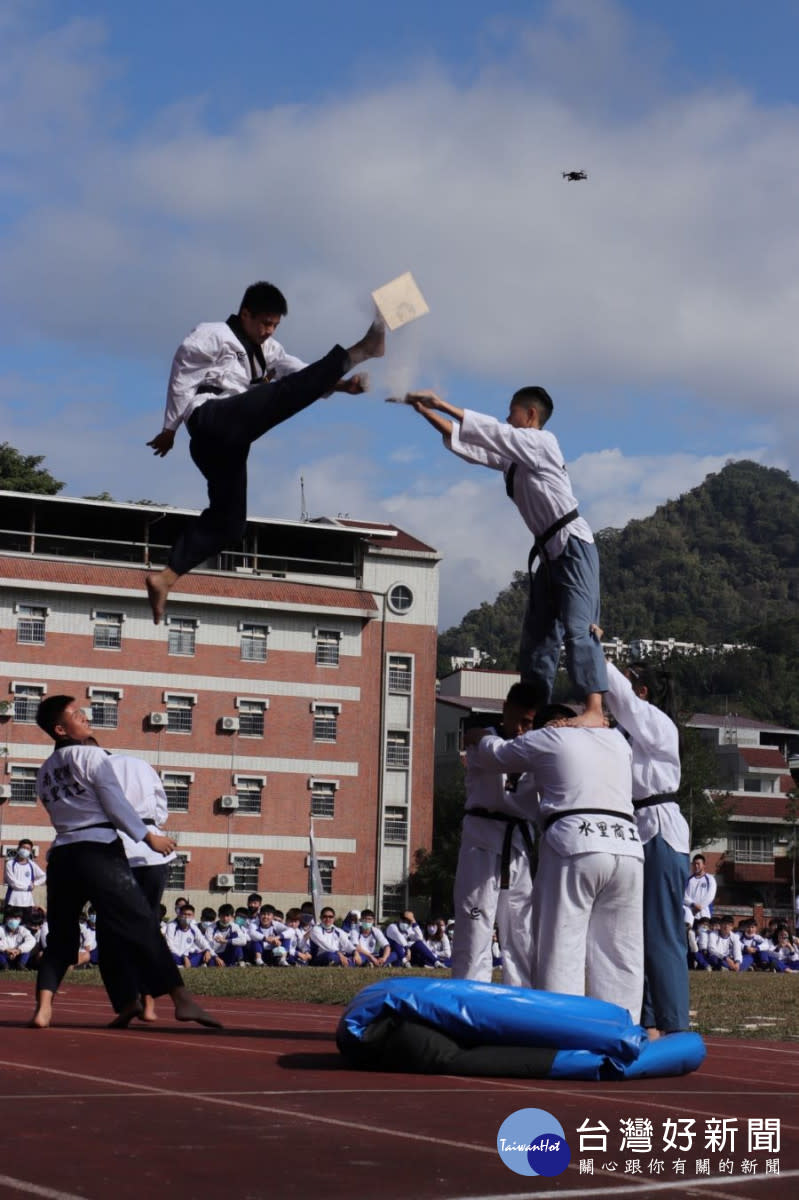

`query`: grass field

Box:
[62,966,799,1040]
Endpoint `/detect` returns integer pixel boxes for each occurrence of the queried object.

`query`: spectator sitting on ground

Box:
[739,920,779,971]
[4,839,46,914]
[351,910,391,968]
[207,903,248,966]
[384,910,438,968]
[199,907,217,939]
[246,893,262,920]
[281,908,313,966]
[773,927,799,971]
[247,909,285,966]
[165,904,213,968]
[705,915,742,971]
[423,917,452,968]
[309,907,354,966]
[23,907,47,970]
[0,911,36,970]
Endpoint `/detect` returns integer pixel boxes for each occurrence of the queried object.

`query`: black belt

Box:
[542,806,634,832]
[69,821,116,833]
[195,382,225,395]
[633,792,679,812]
[527,508,580,571]
[143,819,157,826]
[465,808,535,889]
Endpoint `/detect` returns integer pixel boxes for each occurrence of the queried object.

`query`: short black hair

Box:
[240,281,288,318]
[505,680,548,711]
[510,386,554,427]
[201,907,216,921]
[17,839,33,849]
[247,893,262,903]
[218,903,235,917]
[36,694,75,738]
[361,909,375,920]
[533,702,577,730]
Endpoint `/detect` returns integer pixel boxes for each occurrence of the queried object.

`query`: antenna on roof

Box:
[300,475,309,522]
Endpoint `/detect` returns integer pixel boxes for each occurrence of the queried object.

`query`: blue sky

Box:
[2,0,798,626]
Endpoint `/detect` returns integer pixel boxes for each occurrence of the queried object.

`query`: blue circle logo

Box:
[496,1108,571,1178]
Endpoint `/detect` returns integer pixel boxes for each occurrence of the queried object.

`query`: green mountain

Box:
[438,460,799,725]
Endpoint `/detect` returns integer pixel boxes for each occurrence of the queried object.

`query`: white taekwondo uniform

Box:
[471,725,643,1022]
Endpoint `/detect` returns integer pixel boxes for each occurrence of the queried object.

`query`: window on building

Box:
[90,689,120,729]
[162,773,191,813]
[232,856,260,891]
[240,623,268,662]
[386,730,410,768]
[388,655,412,693]
[312,704,339,742]
[315,629,341,666]
[12,683,45,723]
[729,835,773,863]
[167,617,197,656]
[10,766,37,806]
[444,731,457,753]
[310,780,337,819]
[384,806,408,842]
[317,859,334,894]
[93,611,123,650]
[16,605,47,645]
[238,699,266,737]
[165,694,194,733]
[381,882,406,917]
[235,777,263,816]
[742,778,763,793]
[166,855,188,890]
[386,584,413,614]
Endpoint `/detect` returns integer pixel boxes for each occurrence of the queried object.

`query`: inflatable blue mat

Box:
[337,978,706,1081]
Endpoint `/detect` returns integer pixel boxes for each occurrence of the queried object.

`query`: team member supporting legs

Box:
[602,653,690,1037]
[32,696,219,1030]
[451,682,541,987]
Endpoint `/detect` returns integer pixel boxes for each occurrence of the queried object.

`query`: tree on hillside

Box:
[0,443,63,494]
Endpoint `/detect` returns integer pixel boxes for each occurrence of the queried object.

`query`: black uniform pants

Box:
[97,862,170,1012]
[38,840,181,1009]
[168,344,350,576]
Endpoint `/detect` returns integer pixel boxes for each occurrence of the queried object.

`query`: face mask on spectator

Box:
[427,924,438,936]
[398,921,409,933]
[16,848,31,860]
[235,916,247,926]
[178,915,191,926]
[360,921,373,932]
[6,919,20,931]
[201,921,214,930]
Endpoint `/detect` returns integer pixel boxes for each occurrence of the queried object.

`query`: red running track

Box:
[0,983,796,1200]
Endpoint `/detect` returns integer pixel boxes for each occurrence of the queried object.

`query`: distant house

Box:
[686,713,799,913]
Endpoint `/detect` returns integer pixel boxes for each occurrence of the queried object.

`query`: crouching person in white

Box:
[452,682,540,988]
[465,702,644,1022]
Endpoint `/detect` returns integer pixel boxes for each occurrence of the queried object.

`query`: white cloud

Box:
[0,2,797,631]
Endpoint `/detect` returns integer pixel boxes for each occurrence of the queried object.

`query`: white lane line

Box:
[443,1169,799,1200]
[0,1172,89,1200]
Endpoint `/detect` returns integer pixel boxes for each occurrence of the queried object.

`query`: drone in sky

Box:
[562,170,588,182]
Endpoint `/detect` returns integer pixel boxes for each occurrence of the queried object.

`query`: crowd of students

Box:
[687,914,799,973]
[0,889,465,972]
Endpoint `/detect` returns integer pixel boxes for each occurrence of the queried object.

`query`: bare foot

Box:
[138,996,157,1023]
[564,710,609,729]
[108,1000,144,1029]
[145,572,170,625]
[28,1008,52,1029]
[347,318,385,366]
[174,999,223,1029]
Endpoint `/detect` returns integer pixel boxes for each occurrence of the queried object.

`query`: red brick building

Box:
[0,491,439,917]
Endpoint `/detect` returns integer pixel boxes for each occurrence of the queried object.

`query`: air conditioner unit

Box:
[149,712,168,727]
[219,794,239,810]
[221,716,240,732]
[216,873,235,888]
[0,785,11,799]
